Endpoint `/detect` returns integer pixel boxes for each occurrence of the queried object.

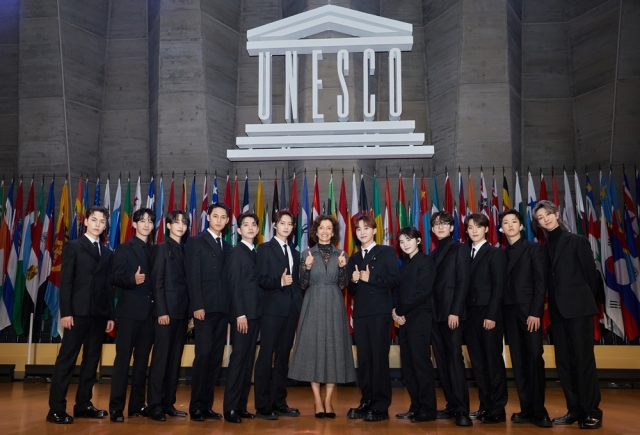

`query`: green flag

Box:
[373,175,383,245]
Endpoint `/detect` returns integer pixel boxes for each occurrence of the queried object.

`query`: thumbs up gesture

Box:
[352,264,361,282]
[304,250,314,269]
[360,264,371,282]
[134,266,145,284]
[338,251,347,268]
[281,268,293,286]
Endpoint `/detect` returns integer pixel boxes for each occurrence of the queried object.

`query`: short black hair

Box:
[208,202,230,217]
[86,205,109,220]
[499,208,523,225]
[274,209,294,224]
[238,212,259,227]
[464,212,489,229]
[166,209,189,227]
[133,207,155,223]
[397,226,423,256]
[430,211,454,226]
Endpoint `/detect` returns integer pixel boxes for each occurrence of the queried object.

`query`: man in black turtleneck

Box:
[427,211,472,427]
[534,201,602,430]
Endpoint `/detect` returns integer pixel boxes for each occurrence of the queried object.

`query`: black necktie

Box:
[471,247,476,259]
[216,237,223,254]
[363,248,368,258]
[93,241,101,258]
[283,243,290,274]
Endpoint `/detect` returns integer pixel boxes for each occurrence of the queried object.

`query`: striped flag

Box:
[280,170,287,210]
[179,175,187,211]
[190,176,197,237]
[13,179,34,334]
[421,174,431,251]
[350,171,358,248]
[432,172,440,214]
[396,172,407,253]
[373,173,383,245]
[502,171,511,211]
[300,172,309,253]
[37,179,55,337]
[242,175,250,214]
[384,175,393,247]
[289,173,298,248]
[526,171,537,242]
[622,171,640,337]
[489,173,500,247]
[514,171,525,239]
[562,170,577,233]
[156,176,164,244]
[121,176,133,243]
[71,177,83,240]
[313,172,321,220]
[146,176,155,211]
[0,180,14,331]
[223,174,232,245]
[232,174,240,246]
[411,172,420,228]
[600,205,626,338]
[212,174,218,203]
[109,177,122,250]
[256,174,265,246]
[327,172,336,218]
[467,170,477,214]
[458,170,467,243]
[338,174,348,251]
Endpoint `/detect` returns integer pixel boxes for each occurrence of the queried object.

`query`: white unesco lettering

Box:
[229,5,433,162]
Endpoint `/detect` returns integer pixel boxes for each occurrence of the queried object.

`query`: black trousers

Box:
[189,312,228,413]
[223,318,260,413]
[109,315,154,412]
[49,316,108,413]
[431,320,469,413]
[353,314,392,412]
[254,299,298,410]
[147,317,188,413]
[503,303,547,417]
[551,315,602,419]
[398,313,436,417]
[463,306,508,415]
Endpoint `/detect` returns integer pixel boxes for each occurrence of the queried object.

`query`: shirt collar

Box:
[207,228,221,241]
[472,240,487,251]
[84,234,99,244]
[362,242,377,252]
[241,239,255,251]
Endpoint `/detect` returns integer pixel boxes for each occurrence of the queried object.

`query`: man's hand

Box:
[106,321,115,333]
[281,268,293,287]
[158,315,170,325]
[483,319,496,330]
[134,266,145,284]
[193,309,205,321]
[237,317,248,334]
[61,316,74,330]
[526,316,540,332]
[448,314,459,329]
[360,265,371,282]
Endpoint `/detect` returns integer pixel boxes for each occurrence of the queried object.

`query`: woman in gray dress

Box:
[288,215,357,418]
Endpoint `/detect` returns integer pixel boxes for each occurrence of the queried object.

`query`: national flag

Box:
[212,174,219,203]
[514,171,525,238]
[327,172,336,218]
[223,174,232,244]
[526,171,537,242]
[411,172,420,228]
[263,201,273,243]
[584,174,603,339]
[109,177,122,250]
[537,172,548,243]
[420,174,431,251]
[3,179,23,331]
[190,176,197,237]
[133,176,141,215]
[280,169,287,210]
[121,176,132,243]
[479,170,489,216]
[552,168,560,207]
[231,174,240,246]
[574,170,586,236]
[396,172,408,254]
[489,173,500,247]
[94,178,101,206]
[103,177,111,242]
[179,175,186,211]
[384,176,393,247]
[611,207,638,340]
[622,172,640,338]
[13,179,33,335]
[242,175,250,215]
[444,171,453,213]
[0,180,14,331]
[453,203,460,242]
[600,206,626,338]
[168,176,175,212]
[338,174,348,251]
[467,170,477,214]
[272,172,279,220]
[289,173,298,247]
[502,171,511,211]
[256,174,265,246]
[37,179,55,339]
[146,176,155,211]
[156,176,164,244]
[350,171,358,248]
[359,173,369,217]
[458,170,467,243]
[300,172,309,253]
[562,170,577,233]
[26,179,44,334]
[71,177,83,240]
[313,171,321,220]
[372,174,383,245]
[432,172,440,214]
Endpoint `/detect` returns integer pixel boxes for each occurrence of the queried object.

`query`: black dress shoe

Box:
[325,411,336,419]
[481,413,506,424]
[436,408,456,419]
[74,405,108,419]
[579,416,602,429]
[364,410,390,422]
[128,407,150,417]
[190,410,205,421]
[256,408,279,420]
[224,410,243,423]
[396,410,415,419]
[239,409,255,419]
[469,409,485,420]
[531,414,553,428]
[511,412,531,423]
[46,412,74,424]
[411,412,436,422]
[150,411,167,421]
[110,410,124,422]
[273,405,300,417]
[165,408,188,417]
[553,412,580,425]
[205,409,223,420]
[347,401,370,419]
[455,412,473,426]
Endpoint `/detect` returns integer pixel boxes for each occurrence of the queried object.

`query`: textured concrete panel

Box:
[522,23,572,99]
[101,110,150,175]
[618,0,640,81]
[282,0,308,18]
[507,5,522,97]
[424,2,462,99]
[569,1,618,96]
[61,22,106,109]
[202,12,240,105]
[19,18,63,99]
[104,39,148,110]
[428,88,457,167]
[380,0,422,25]
[0,115,18,175]
[507,0,522,21]
[460,0,509,86]
[60,0,109,38]
[109,0,148,39]
[457,84,511,144]
[159,40,205,94]
[612,80,640,165]
[0,45,19,115]
[242,0,282,31]
[456,141,512,169]
[574,84,614,169]
[522,0,564,23]
[20,0,58,19]
[160,7,202,41]
[350,0,379,16]
[206,95,236,173]
[202,0,241,31]
[566,0,610,20]
[510,86,521,170]
[0,0,19,44]
[66,101,101,175]
[379,26,426,102]
[156,92,208,172]
[18,98,67,174]
[423,0,461,25]
[523,100,575,168]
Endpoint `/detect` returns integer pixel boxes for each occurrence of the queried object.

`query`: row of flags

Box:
[0,166,638,343]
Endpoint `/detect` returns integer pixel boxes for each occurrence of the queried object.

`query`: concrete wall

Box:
[0,0,19,177]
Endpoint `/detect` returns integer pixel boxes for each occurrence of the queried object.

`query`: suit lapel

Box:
[470,243,489,275]
[507,241,525,275]
[362,244,380,268]
[271,238,290,271]
[203,230,220,254]
[552,231,570,267]
[96,246,111,272]
[435,239,453,268]
[79,236,100,263]
[131,239,148,267]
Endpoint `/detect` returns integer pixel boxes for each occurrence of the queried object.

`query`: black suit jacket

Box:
[257,238,303,316]
[466,243,507,322]
[395,252,435,320]
[504,238,547,318]
[59,236,114,319]
[186,230,232,314]
[226,242,261,320]
[150,238,189,319]
[545,231,599,321]
[428,238,471,322]
[111,237,153,321]
[347,244,401,317]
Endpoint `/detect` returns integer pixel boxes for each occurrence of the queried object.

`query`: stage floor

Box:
[0,383,636,434]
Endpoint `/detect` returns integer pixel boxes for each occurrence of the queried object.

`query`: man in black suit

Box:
[254,210,302,419]
[463,213,508,424]
[147,210,190,421]
[428,211,472,427]
[500,209,551,428]
[534,200,602,429]
[346,215,401,422]
[187,202,232,421]
[47,206,114,424]
[223,212,261,423]
[109,208,155,422]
